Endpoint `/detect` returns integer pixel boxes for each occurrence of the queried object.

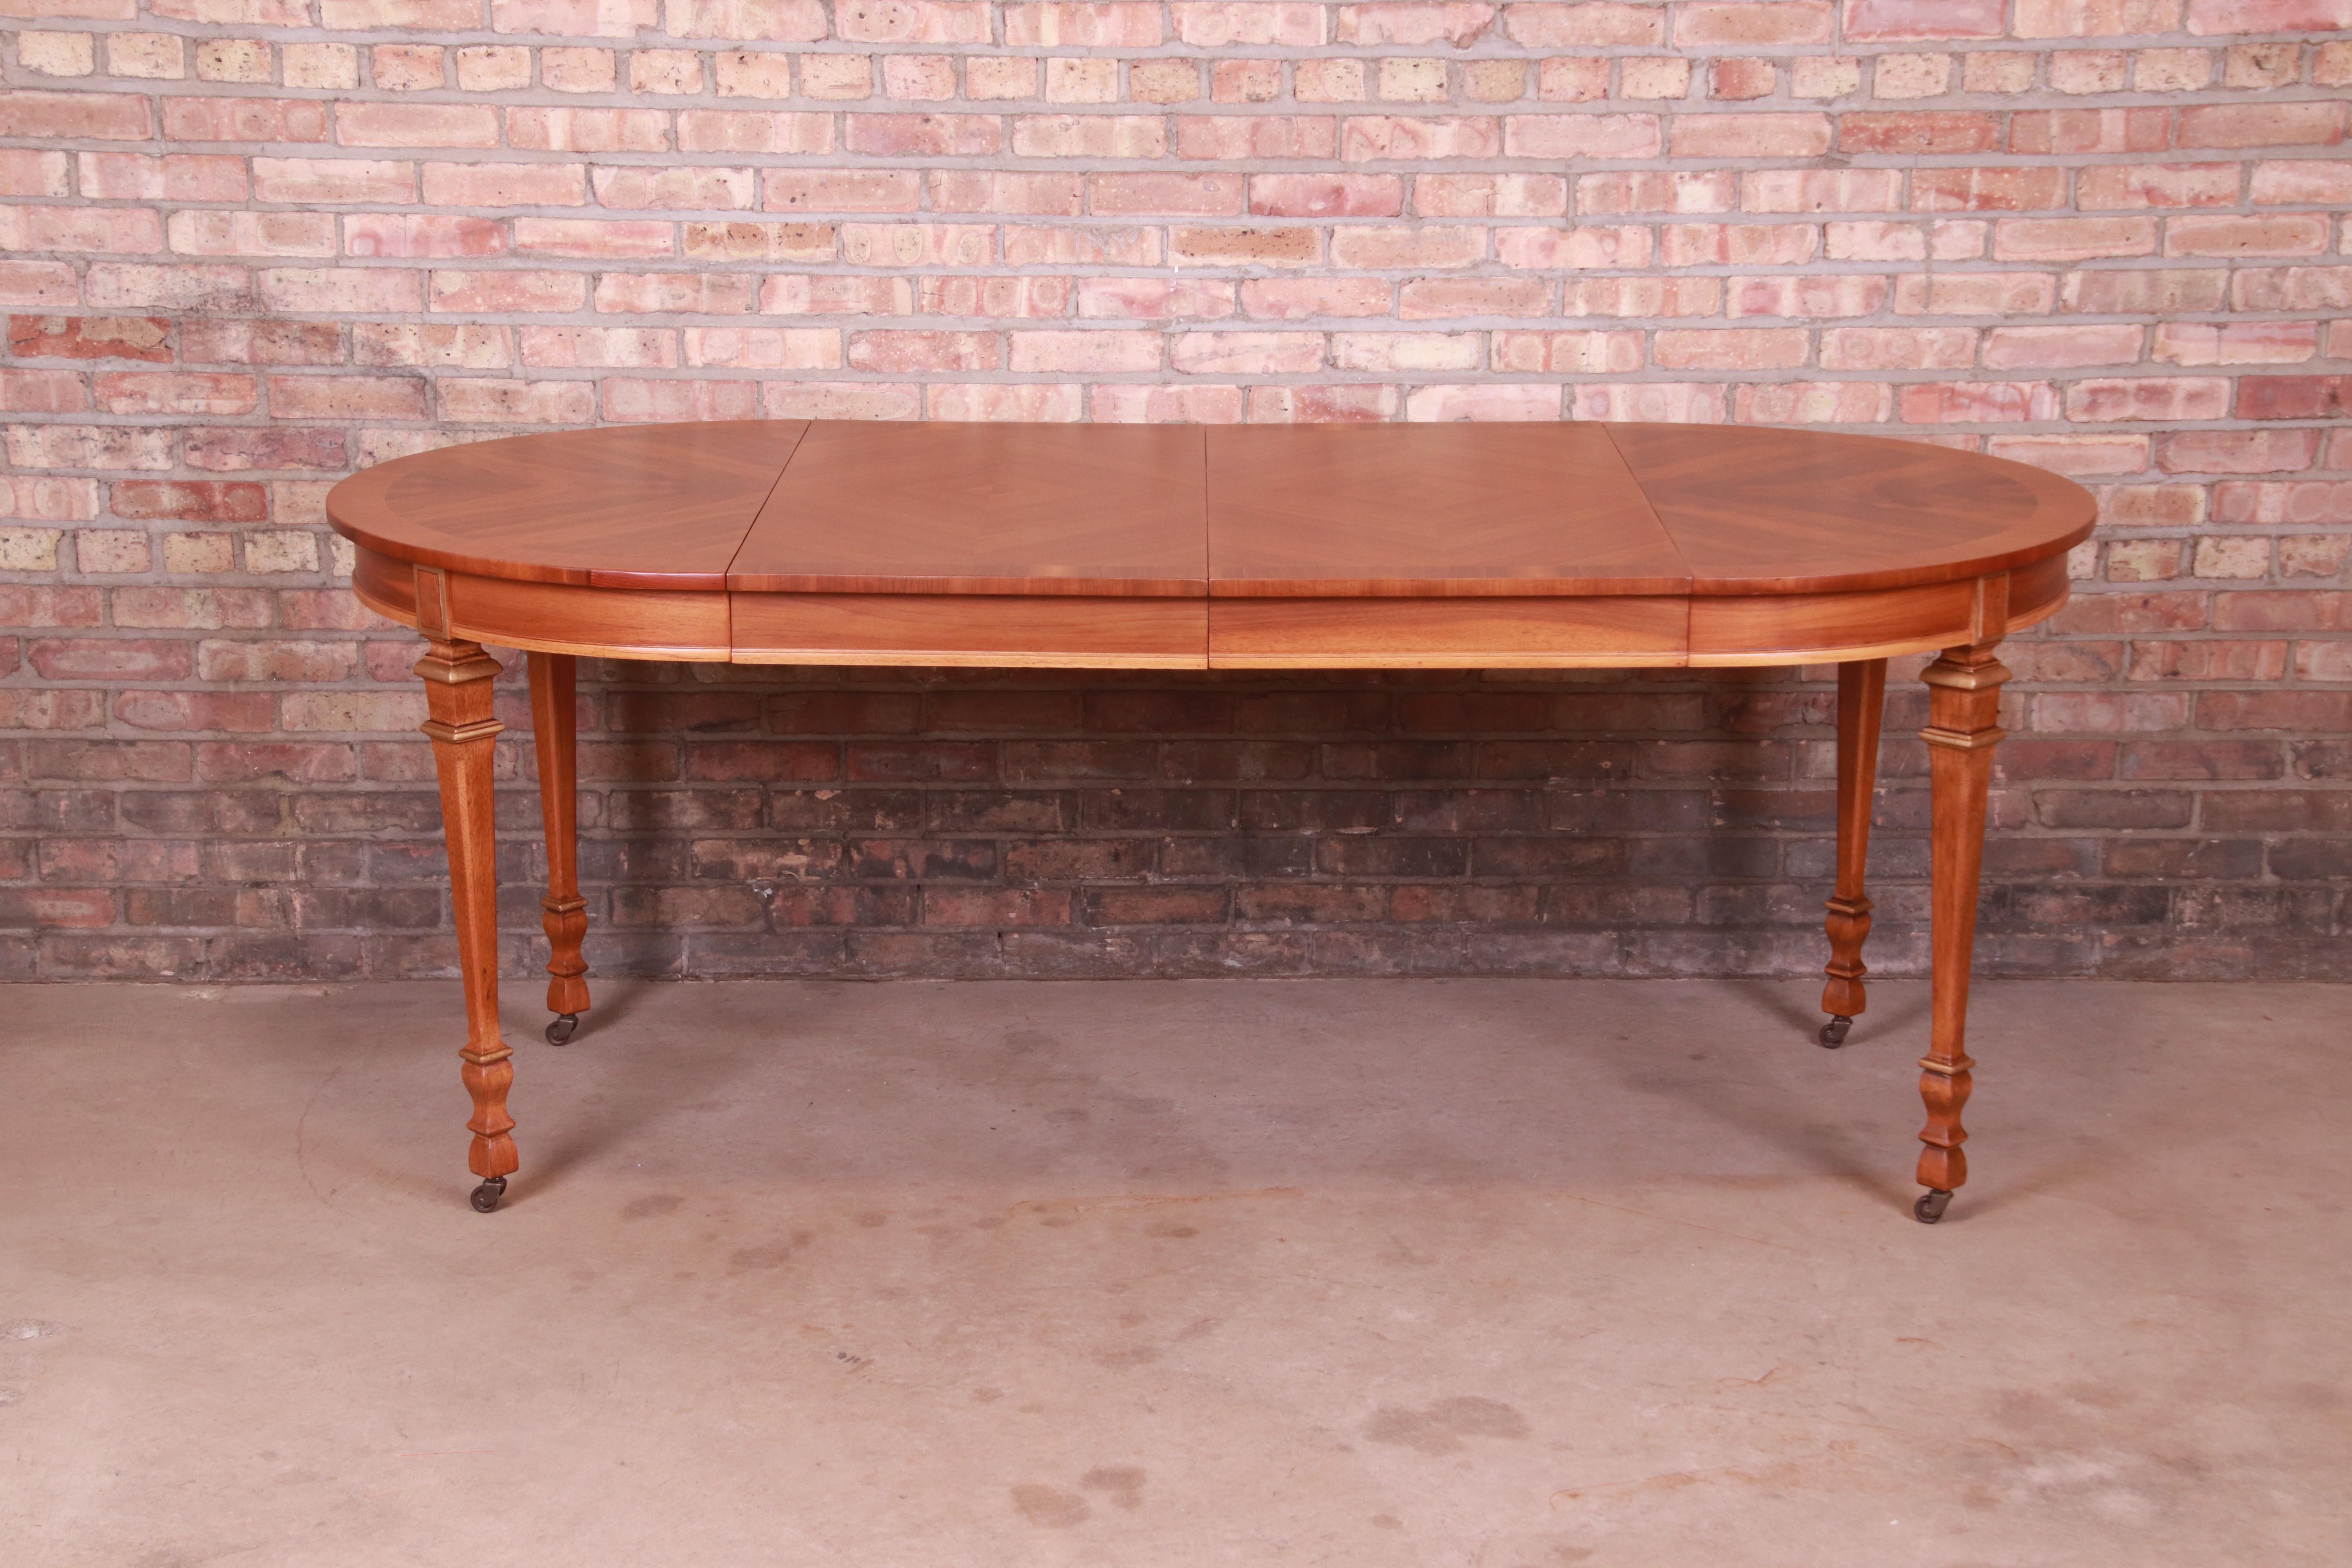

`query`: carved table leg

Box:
[529,651,589,1046]
[1914,640,2009,1224]
[418,636,518,1213]
[1818,657,1887,1049]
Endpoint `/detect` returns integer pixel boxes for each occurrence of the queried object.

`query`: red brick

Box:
[1672,1,1833,44]
[2236,376,2352,420]
[110,481,268,521]
[2178,103,2347,149]
[1844,0,2004,37]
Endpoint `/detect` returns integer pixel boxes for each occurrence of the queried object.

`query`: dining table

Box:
[327,419,2096,1224]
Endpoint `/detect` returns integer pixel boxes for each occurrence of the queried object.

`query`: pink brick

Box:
[422,163,588,207]
[1005,2,1163,43]
[834,0,991,40]
[1740,169,1903,213]
[1240,277,1394,319]
[2014,0,2188,35]
[1673,114,1834,159]
[594,272,758,312]
[254,159,416,205]
[345,214,510,259]
[336,103,499,148]
[666,0,828,37]
[1172,2,1327,45]
[842,223,994,266]
[490,0,659,32]
[1176,116,1337,160]
[2077,163,2242,210]
[1076,277,1236,320]
[1819,327,1978,369]
[1673,1,1833,44]
[1986,434,2151,475]
[508,108,673,152]
[1728,275,1886,318]
[919,274,1070,317]
[1500,114,1659,159]
[1489,328,1642,373]
[1984,324,2147,367]
[845,114,1002,156]
[2186,0,2352,31]
[1095,173,1249,217]
[926,383,1083,420]
[922,172,1077,216]
[1170,331,1323,374]
[1334,2,1499,45]
[1496,225,1652,268]
[429,269,586,313]
[257,267,423,313]
[1736,381,1894,423]
[2164,214,2331,257]
[679,327,835,368]
[602,377,761,423]
[1655,328,1810,370]
[2178,103,2347,148]
[1899,381,2062,423]
[515,218,675,258]
[0,367,91,414]
[1537,57,1609,100]
[1564,276,1723,316]
[1092,385,1248,422]
[167,211,334,259]
[1007,330,1161,372]
[1664,223,1815,266]
[1341,116,1503,160]
[1843,0,2004,37]
[1568,382,1727,421]
[846,330,1002,371]
[0,92,152,141]
[1503,2,1663,45]
[437,378,596,423]
[523,326,680,367]
[767,169,922,211]
[1405,383,1562,420]
[682,110,839,154]
[603,167,757,209]
[1250,174,1405,218]
[2250,159,2352,205]
[2011,108,2170,154]
[1397,276,1548,318]
[2156,428,2320,474]
[2152,321,2318,365]
[267,374,428,420]
[163,97,328,143]
[762,381,922,418]
[1330,225,1487,269]
[1993,217,2159,261]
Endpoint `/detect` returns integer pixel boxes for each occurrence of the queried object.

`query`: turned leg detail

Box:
[1914,640,2009,1224]
[418,634,517,1212]
[529,651,589,1046]
[1818,657,1887,1048]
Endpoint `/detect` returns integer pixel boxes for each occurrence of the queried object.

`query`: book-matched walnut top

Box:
[329,419,2095,600]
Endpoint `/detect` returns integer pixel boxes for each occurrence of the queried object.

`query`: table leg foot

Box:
[1914,1188,1953,1224]
[545,1012,580,1047]
[1818,1014,1853,1049]
[471,1175,508,1214]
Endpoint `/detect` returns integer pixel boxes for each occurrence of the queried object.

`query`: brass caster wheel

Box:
[1914,1188,1953,1225]
[470,1176,507,1214]
[546,1013,579,1046]
[1818,1014,1853,1049]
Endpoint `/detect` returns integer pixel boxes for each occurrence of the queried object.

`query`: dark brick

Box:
[2033,789,2195,830]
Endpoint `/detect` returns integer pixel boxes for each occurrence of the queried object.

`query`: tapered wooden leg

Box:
[1818,657,1887,1048]
[1913,640,2008,1224]
[528,651,589,1046]
[418,636,517,1213]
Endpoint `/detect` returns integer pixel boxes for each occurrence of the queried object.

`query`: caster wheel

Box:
[1914,1189,1953,1225]
[546,1013,579,1047]
[470,1176,507,1214]
[1818,1015,1853,1049]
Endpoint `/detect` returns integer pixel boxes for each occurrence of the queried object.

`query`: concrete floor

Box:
[2,978,2345,1567]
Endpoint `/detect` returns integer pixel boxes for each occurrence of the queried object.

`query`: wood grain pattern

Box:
[1606,423,2095,596]
[1209,594,1688,667]
[1916,640,2009,1213]
[529,651,590,1024]
[1821,657,1887,1027]
[733,592,1208,668]
[729,420,1209,595]
[414,637,517,1193]
[330,421,806,590]
[1207,423,1687,598]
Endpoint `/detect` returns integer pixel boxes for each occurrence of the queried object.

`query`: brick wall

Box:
[2,0,2348,984]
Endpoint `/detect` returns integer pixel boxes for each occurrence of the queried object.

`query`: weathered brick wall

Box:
[1,0,2347,984]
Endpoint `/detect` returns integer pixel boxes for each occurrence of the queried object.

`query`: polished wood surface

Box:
[731,421,1208,597]
[1207,423,1684,598]
[344,419,2091,1225]
[330,421,807,591]
[1607,422,2095,595]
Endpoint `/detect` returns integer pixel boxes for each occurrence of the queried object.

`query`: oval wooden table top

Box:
[329,420,2095,671]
